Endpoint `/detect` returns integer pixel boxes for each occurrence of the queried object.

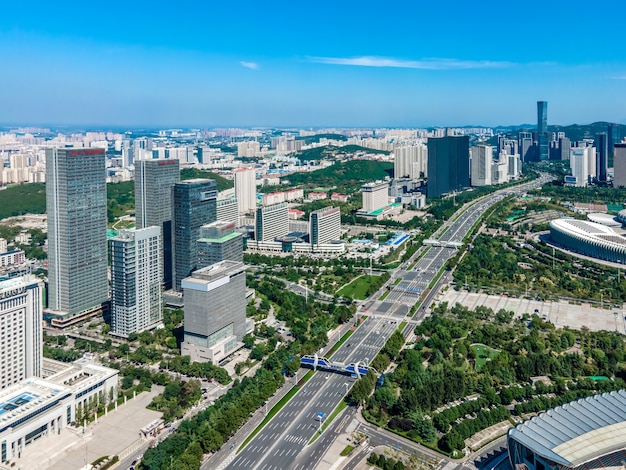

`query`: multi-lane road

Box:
[222,175,552,470]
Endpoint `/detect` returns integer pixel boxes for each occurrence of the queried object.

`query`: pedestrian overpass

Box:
[300,353,377,378]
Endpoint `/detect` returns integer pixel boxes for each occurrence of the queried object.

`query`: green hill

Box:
[180,168,234,192]
[0,183,46,220]
[0,168,233,223]
[295,144,389,161]
[285,160,393,193]
[295,133,348,145]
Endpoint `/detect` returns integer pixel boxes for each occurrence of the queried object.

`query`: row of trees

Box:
[160,355,231,385]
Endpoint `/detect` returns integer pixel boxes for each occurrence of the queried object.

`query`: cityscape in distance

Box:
[1,2,626,470]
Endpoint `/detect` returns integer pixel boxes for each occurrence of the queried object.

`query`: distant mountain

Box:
[495,122,623,142]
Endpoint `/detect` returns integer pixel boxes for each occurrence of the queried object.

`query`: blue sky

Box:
[1,0,626,128]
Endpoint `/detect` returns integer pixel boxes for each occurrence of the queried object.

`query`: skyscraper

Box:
[172,179,217,290]
[46,148,108,327]
[254,203,289,242]
[537,101,549,161]
[470,145,493,187]
[181,261,247,364]
[361,181,388,212]
[613,143,626,188]
[426,136,470,197]
[197,221,244,267]
[135,158,180,289]
[310,207,341,248]
[110,227,162,338]
[594,133,608,182]
[0,276,43,389]
[570,148,589,187]
[234,168,256,215]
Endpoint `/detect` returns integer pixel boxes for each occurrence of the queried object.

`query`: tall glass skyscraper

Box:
[46,148,108,327]
[135,158,180,289]
[172,179,217,290]
[537,101,549,161]
[426,136,470,198]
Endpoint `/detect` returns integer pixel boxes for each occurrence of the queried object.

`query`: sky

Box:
[1,0,626,128]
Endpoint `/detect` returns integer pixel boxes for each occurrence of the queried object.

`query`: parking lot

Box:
[441,290,626,334]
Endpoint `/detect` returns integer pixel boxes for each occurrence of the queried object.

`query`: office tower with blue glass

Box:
[595,133,608,183]
[537,101,549,161]
[110,227,162,338]
[172,179,217,290]
[426,135,470,197]
[135,158,180,290]
[45,148,108,328]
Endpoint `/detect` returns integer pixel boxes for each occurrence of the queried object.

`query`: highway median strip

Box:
[237,326,357,452]
[308,398,349,445]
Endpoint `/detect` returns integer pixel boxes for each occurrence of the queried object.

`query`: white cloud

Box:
[240,61,259,70]
[309,56,514,70]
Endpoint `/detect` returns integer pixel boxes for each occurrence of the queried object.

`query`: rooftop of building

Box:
[189,260,245,282]
[198,231,242,243]
[550,218,626,246]
[0,274,40,292]
[46,355,119,391]
[508,390,626,468]
[0,378,71,432]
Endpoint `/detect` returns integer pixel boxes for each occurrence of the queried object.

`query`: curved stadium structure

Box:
[549,218,626,264]
[508,390,626,470]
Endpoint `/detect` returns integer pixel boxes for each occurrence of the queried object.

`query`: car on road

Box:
[230,444,236,450]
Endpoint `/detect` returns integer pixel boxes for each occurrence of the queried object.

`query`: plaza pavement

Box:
[15,385,163,470]
[440,289,626,334]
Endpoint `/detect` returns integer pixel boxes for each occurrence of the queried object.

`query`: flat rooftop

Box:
[0,378,71,432]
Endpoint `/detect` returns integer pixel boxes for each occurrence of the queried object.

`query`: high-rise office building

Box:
[361,181,388,212]
[594,133,608,182]
[426,136,470,197]
[110,227,162,338]
[570,148,590,187]
[537,101,549,161]
[181,261,247,364]
[197,221,244,266]
[0,276,43,389]
[310,207,341,248]
[234,167,256,214]
[135,158,180,289]
[172,179,217,291]
[216,197,239,226]
[46,148,108,327]
[518,132,534,163]
[608,124,619,159]
[614,143,626,188]
[254,203,289,242]
[470,145,493,187]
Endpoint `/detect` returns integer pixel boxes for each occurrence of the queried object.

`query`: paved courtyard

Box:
[440,290,626,334]
[15,386,163,470]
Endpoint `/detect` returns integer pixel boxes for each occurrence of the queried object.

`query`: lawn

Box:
[337,275,379,300]
[470,343,501,371]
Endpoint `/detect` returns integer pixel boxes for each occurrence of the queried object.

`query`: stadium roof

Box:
[550,219,626,246]
[508,390,626,468]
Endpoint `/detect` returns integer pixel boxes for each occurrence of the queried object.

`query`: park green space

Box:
[470,343,501,372]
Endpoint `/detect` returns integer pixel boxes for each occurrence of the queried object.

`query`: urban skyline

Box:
[2,1,626,127]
